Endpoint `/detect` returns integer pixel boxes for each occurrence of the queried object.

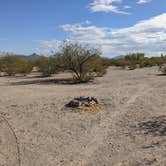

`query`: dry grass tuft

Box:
[77,104,102,112]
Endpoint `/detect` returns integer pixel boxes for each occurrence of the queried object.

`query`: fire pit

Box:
[65,96,100,111]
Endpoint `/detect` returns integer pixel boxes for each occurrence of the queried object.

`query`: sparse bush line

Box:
[0,49,166,80]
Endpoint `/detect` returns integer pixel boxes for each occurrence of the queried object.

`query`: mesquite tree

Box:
[58,42,105,82]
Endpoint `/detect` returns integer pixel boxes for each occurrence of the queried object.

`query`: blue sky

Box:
[0,0,166,57]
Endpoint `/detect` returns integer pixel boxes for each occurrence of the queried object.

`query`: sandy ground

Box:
[0,67,166,166]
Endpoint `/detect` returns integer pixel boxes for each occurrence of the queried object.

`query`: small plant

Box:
[159,64,166,74]
[128,63,137,70]
[0,60,3,72]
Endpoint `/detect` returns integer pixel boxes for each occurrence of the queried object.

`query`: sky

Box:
[0,0,166,57]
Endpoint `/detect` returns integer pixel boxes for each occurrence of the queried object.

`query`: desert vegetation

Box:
[34,56,59,77]
[53,42,108,82]
[1,49,166,79]
[0,55,33,76]
[1,0,166,165]
[107,53,166,72]
[0,42,108,82]
[159,64,166,74]
[0,49,166,79]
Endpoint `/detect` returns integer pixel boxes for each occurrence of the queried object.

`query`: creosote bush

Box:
[0,55,33,76]
[34,56,59,77]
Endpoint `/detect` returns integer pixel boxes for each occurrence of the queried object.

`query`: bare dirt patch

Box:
[0,67,165,166]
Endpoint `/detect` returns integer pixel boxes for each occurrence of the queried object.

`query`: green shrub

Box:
[0,60,3,72]
[57,42,107,83]
[34,56,58,77]
[125,53,145,61]
[1,55,33,76]
[108,54,166,69]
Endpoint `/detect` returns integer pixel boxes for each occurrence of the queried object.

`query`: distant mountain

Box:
[25,53,40,60]
[0,53,40,60]
[113,55,124,60]
[18,53,40,60]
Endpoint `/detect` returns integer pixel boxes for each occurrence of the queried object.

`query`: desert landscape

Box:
[0,66,165,166]
[1,0,166,165]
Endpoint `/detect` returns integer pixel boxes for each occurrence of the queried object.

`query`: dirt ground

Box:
[0,67,165,166]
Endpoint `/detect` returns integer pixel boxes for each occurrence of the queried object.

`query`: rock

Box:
[65,100,81,108]
[65,96,99,109]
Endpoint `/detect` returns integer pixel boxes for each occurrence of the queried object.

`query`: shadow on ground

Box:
[9,78,78,85]
[156,74,166,76]
[138,116,166,136]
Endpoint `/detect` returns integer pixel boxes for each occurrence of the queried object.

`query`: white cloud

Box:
[37,13,166,57]
[123,5,131,9]
[89,0,130,14]
[35,40,63,54]
[137,0,152,4]
[88,0,153,14]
